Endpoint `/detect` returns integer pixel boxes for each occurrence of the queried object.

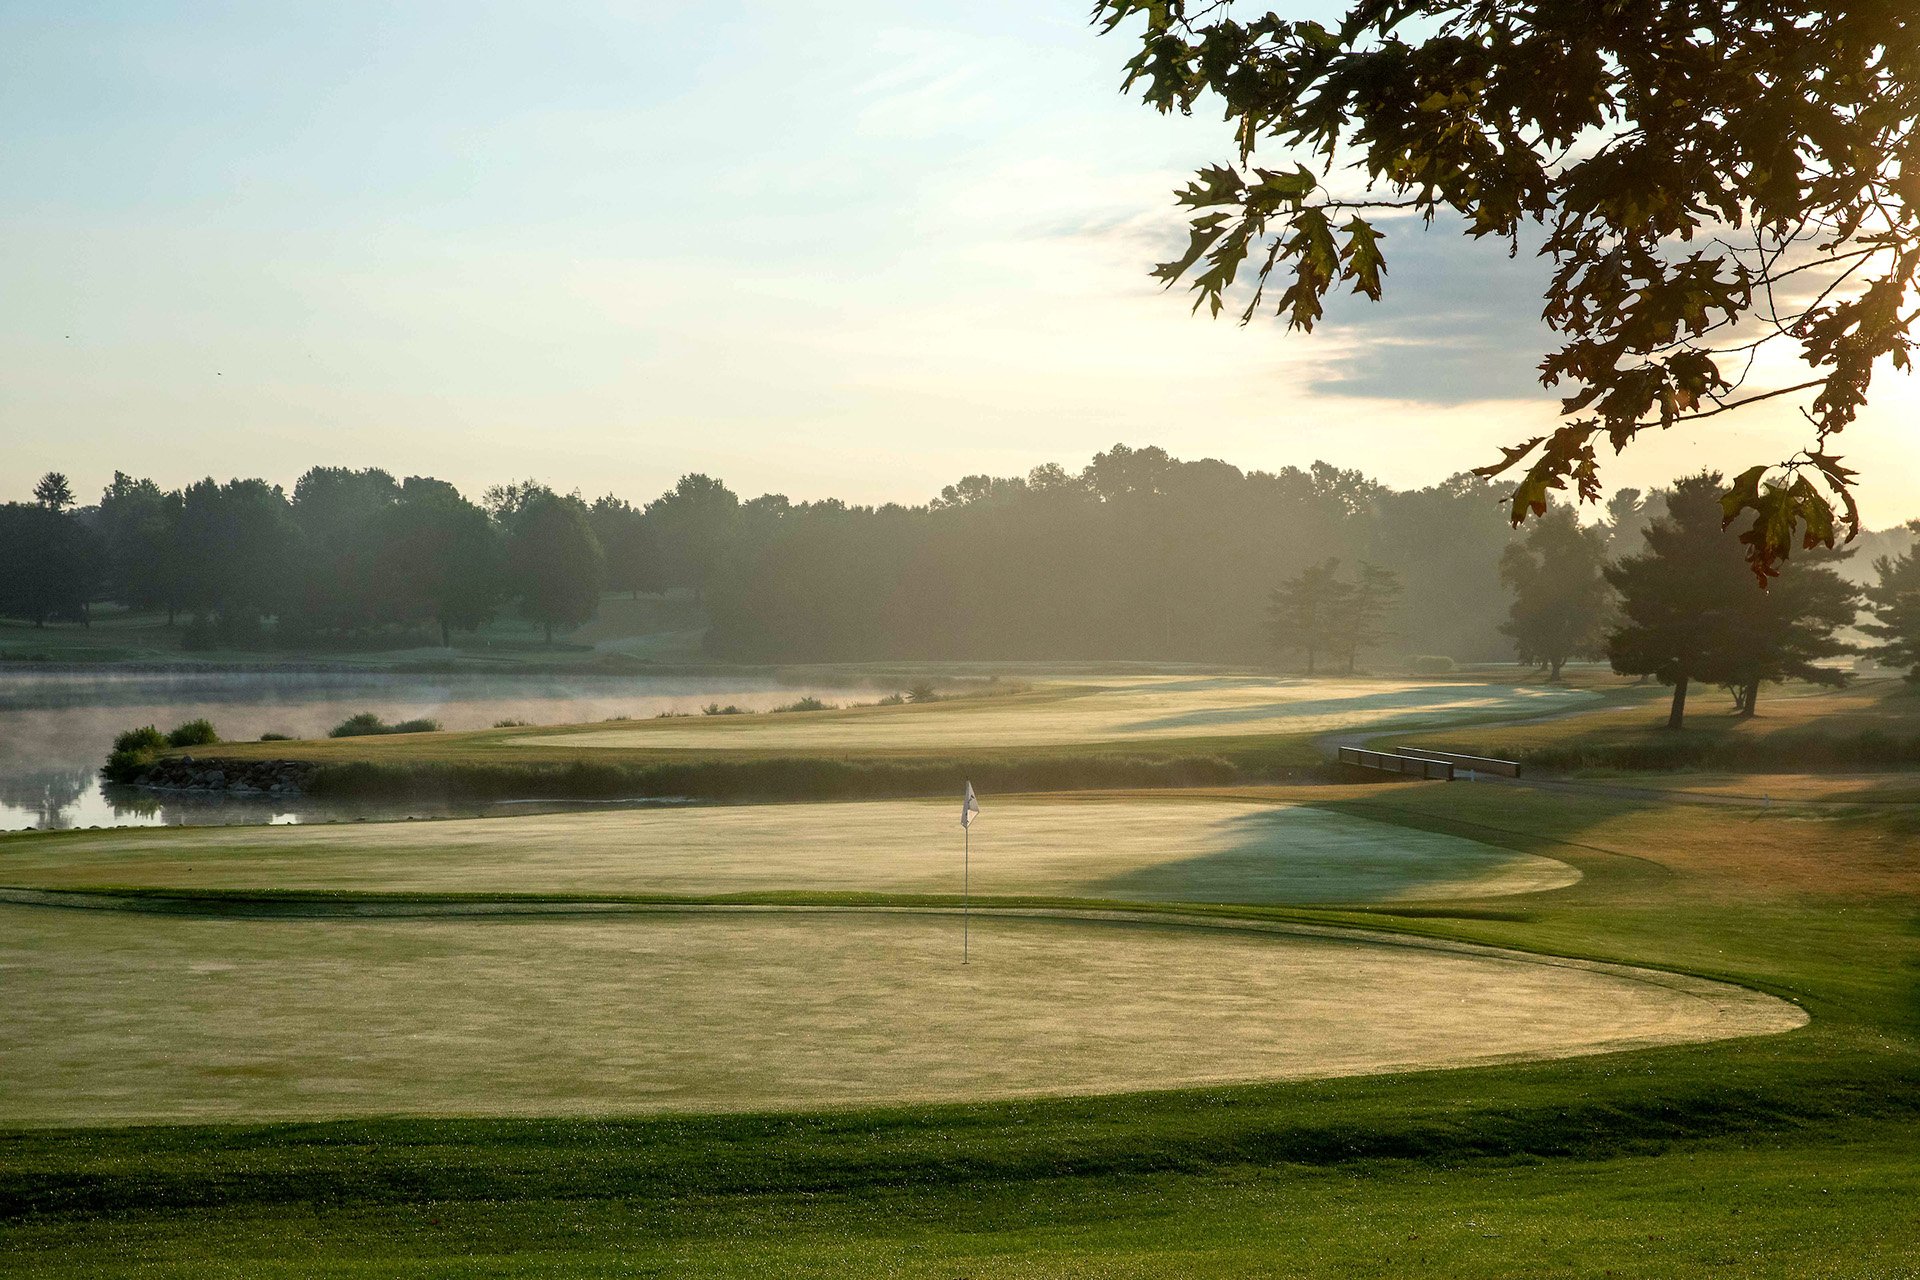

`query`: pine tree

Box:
[1862,523,1920,682]
[32,472,74,510]
[1499,506,1612,681]
[1715,552,1859,716]
[1335,562,1401,675]
[1607,475,1858,728]
[1267,559,1351,676]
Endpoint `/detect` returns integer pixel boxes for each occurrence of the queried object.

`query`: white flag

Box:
[960,781,980,829]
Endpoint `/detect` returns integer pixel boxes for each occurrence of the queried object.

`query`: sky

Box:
[4,0,1918,526]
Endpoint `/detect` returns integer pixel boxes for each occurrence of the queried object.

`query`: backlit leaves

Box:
[1097,0,1920,586]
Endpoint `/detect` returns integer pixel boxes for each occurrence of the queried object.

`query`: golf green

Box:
[0,905,1801,1126]
[0,798,1579,904]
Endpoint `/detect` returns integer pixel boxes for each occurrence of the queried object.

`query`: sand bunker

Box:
[0,905,1801,1126]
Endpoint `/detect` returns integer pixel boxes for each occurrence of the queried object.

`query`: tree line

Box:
[4,449,1918,716]
[1,467,626,646]
[0,447,1526,658]
[1365,473,1918,728]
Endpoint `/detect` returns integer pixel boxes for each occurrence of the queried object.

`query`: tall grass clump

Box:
[329,713,443,738]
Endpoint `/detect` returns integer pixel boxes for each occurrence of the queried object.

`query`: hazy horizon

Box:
[7,1,1920,524]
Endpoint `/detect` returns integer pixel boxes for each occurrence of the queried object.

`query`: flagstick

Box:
[963,824,970,965]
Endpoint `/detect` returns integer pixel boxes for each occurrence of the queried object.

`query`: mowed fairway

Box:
[0,905,1801,1126]
[0,798,1578,903]
[507,675,1593,752]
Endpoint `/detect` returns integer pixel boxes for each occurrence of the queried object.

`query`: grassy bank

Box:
[297,746,1291,801]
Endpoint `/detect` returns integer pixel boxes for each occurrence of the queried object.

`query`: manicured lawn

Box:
[515,675,1595,751]
[0,795,1576,903]
[6,1120,1914,1277]
[1,770,1913,1275]
[186,674,1597,767]
[0,903,1794,1126]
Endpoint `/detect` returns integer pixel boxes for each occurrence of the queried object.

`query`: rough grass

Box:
[0,797,1576,904]
[1395,678,1920,774]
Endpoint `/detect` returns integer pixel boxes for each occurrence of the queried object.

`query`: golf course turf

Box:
[0,796,1579,903]
[3,678,1916,1277]
[0,904,1799,1126]
[164,674,1607,804]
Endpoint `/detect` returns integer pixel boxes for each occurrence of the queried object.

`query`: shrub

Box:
[329,712,390,738]
[493,719,531,728]
[259,732,293,742]
[876,693,906,706]
[113,726,167,754]
[104,725,167,784]
[702,703,745,716]
[1410,656,1456,675]
[102,749,151,783]
[166,718,219,747]
[773,696,833,713]
[907,682,941,704]
[329,713,442,738]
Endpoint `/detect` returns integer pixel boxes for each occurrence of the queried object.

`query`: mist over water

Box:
[0,670,872,831]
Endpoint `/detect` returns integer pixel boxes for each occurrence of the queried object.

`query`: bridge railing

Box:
[1335,746,1454,780]
[1388,748,1521,778]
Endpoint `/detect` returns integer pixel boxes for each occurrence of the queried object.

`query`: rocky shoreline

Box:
[133,758,317,795]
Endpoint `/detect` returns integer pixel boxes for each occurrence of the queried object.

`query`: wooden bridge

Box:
[1335,746,1522,781]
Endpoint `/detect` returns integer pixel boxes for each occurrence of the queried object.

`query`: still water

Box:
[0,669,872,831]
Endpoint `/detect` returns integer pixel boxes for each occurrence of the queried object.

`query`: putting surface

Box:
[0,798,1578,904]
[510,675,1592,752]
[0,905,1802,1126]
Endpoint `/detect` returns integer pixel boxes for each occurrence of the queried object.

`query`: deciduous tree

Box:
[372,478,501,645]
[1097,1,1920,581]
[505,491,604,643]
[0,502,100,626]
[646,474,739,600]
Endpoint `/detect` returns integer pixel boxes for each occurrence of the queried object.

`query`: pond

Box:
[0,669,875,831]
